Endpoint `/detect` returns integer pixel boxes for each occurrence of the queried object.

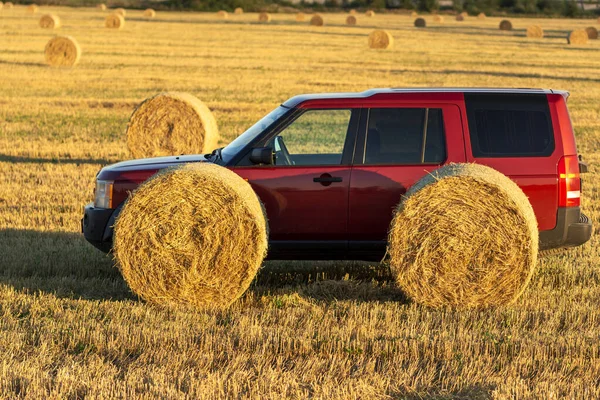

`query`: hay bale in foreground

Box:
[568,29,588,44]
[433,15,444,23]
[478,12,486,19]
[39,14,61,29]
[526,25,544,38]
[368,30,393,49]
[97,3,106,11]
[126,92,219,158]
[45,35,81,67]
[143,8,156,18]
[414,17,426,28]
[310,14,324,26]
[259,12,271,22]
[105,13,124,29]
[586,27,598,39]
[26,4,38,14]
[456,14,464,21]
[217,10,228,18]
[366,10,375,17]
[388,163,538,309]
[113,162,268,310]
[234,7,243,14]
[295,12,305,21]
[114,7,126,17]
[346,15,357,25]
[499,19,512,30]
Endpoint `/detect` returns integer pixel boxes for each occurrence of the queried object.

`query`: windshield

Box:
[221,105,289,162]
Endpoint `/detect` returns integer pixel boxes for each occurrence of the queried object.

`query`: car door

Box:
[348,103,466,259]
[234,107,361,259]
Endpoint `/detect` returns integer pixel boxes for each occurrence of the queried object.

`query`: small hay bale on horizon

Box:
[295,12,305,21]
[478,12,486,19]
[234,7,243,14]
[586,26,598,39]
[346,15,357,25]
[26,4,38,14]
[366,10,375,17]
[411,11,418,17]
[433,15,444,23]
[5,1,14,8]
[414,17,426,28]
[105,13,124,29]
[114,7,126,17]
[45,35,81,67]
[388,163,539,309]
[217,10,228,18]
[349,9,356,15]
[143,8,156,18]
[499,19,512,30]
[456,14,464,21]
[310,14,324,26]
[259,12,271,23]
[568,29,588,44]
[39,14,61,29]
[460,11,468,17]
[368,29,393,49]
[97,3,106,11]
[126,92,219,159]
[526,25,544,38]
[113,162,268,310]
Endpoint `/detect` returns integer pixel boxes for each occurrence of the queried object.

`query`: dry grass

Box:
[0,7,599,399]
[389,164,538,308]
[125,92,219,158]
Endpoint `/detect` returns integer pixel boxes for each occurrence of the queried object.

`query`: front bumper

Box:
[81,202,118,253]
[539,207,593,250]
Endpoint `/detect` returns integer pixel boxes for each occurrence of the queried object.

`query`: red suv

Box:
[82,88,592,260]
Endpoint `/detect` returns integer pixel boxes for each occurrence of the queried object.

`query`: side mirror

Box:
[249,147,274,165]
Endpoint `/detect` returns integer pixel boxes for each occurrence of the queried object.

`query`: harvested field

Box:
[0,7,599,399]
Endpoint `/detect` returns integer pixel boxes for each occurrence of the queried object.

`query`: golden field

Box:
[1,6,600,398]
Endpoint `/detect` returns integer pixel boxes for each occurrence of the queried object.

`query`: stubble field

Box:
[1,6,600,399]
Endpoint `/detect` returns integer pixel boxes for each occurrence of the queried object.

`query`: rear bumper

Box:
[539,207,593,250]
[81,202,118,253]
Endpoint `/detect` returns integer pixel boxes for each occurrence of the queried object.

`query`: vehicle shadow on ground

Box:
[1,229,404,304]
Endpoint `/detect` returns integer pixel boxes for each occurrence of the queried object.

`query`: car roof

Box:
[282,88,568,108]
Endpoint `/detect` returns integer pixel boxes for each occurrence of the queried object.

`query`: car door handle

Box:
[313,173,342,186]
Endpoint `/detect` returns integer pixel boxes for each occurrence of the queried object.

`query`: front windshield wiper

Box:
[205,147,224,161]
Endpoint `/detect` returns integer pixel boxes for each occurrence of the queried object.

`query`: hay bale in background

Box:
[366,10,375,17]
[460,11,468,17]
[414,17,426,28]
[411,11,418,17]
[143,8,156,18]
[259,12,271,23]
[105,13,124,29]
[310,14,324,26]
[5,1,13,8]
[368,29,393,49]
[349,9,356,15]
[39,14,61,29]
[586,27,598,39]
[113,162,268,310]
[568,29,588,44]
[346,15,357,25]
[499,19,512,30]
[388,163,538,309]
[526,25,544,38]
[126,92,219,159]
[217,10,228,18]
[456,14,464,21]
[478,12,486,19]
[44,35,81,67]
[433,15,444,23]
[234,7,243,14]
[114,7,126,17]
[295,12,305,21]
[26,4,38,14]
[97,3,106,11]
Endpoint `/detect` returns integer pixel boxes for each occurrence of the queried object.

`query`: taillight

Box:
[558,155,581,207]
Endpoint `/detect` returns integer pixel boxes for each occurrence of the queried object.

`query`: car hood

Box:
[97,154,210,180]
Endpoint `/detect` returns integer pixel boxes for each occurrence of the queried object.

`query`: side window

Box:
[365,108,446,165]
[269,109,353,166]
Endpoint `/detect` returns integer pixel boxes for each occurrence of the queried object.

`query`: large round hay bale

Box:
[234,7,243,14]
[295,12,305,22]
[478,12,486,19]
[97,3,106,11]
[217,10,228,18]
[126,92,219,158]
[433,15,444,23]
[114,7,126,17]
[5,1,14,8]
[105,13,124,29]
[310,14,324,26]
[346,15,357,25]
[456,14,464,21]
[388,163,538,309]
[368,29,393,49]
[143,8,156,18]
[414,17,426,28]
[568,29,588,44]
[39,14,61,29]
[113,162,268,310]
[44,35,81,67]
[586,26,598,39]
[26,4,38,14]
[526,25,544,38]
[365,10,375,17]
[258,12,271,23]
[499,19,512,30]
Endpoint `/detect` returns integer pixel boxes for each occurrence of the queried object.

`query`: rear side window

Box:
[364,108,446,165]
[465,93,554,157]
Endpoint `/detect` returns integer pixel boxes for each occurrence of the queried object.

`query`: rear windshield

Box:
[465,93,554,158]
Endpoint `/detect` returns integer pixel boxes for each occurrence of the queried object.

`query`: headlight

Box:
[94,180,114,209]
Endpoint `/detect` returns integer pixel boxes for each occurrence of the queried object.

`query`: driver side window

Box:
[269,109,353,166]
